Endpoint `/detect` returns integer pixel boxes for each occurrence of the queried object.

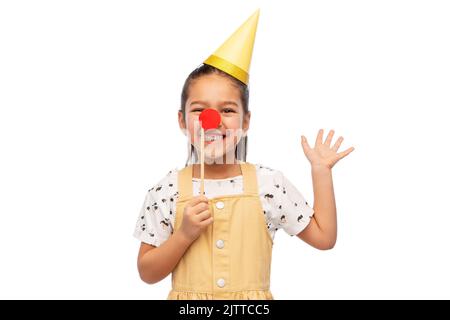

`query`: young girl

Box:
[134,11,354,300]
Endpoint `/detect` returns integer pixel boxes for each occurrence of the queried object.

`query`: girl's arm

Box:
[297,129,354,250]
[137,195,213,284]
[297,165,337,249]
[137,230,193,284]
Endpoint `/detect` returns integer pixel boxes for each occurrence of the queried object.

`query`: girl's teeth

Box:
[205,135,223,142]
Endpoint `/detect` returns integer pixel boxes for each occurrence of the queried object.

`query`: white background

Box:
[1,0,449,299]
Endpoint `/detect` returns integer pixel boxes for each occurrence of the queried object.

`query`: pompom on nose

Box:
[199,109,221,130]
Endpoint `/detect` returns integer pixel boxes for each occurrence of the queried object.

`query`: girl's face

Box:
[178,73,250,164]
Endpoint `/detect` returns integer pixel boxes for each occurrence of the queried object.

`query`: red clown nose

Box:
[199,109,221,130]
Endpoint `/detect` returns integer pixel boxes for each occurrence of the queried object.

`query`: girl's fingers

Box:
[324,130,335,146]
[188,195,209,208]
[315,129,324,147]
[332,136,344,152]
[337,147,355,159]
[193,202,209,213]
[200,216,214,227]
[196,209,212,222]
[301,135,311,152]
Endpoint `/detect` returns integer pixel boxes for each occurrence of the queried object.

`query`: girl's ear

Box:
[178,111,187,135]
[243,111,251,134]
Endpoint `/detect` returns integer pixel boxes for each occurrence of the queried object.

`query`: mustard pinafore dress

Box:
[167,162,274,300]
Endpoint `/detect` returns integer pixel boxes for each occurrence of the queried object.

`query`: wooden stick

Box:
[200,127,205,195]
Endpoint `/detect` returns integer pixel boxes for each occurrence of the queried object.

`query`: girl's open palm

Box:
[301,129,354,169]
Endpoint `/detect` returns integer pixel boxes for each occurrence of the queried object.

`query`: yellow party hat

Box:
[203,9,260,85]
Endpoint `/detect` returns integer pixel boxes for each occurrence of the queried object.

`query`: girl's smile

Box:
[203,129,225,144]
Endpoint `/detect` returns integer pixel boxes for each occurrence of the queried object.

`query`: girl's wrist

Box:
[175,229,195,247]
[311,164,332,173]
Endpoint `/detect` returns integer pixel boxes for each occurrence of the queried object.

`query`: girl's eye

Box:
[222,108,236,113]
[191,108,203,112]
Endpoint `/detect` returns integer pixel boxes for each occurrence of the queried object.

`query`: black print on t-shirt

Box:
[160,220,170,231]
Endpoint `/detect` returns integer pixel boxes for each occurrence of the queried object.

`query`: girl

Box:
[134,10,354,299]
[133,65,354,299]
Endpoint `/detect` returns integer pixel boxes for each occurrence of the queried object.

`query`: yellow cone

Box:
[203,9,260,85]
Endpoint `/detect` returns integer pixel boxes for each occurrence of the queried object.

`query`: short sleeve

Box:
[133,188,173,247]
[271,172,315,236]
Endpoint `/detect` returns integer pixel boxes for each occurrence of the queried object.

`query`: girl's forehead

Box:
[188,75,241,103]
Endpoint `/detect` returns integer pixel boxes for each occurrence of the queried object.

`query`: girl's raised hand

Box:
[301,129,354,170]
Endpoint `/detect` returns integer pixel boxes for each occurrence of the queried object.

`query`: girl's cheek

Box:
[222,117,242,129]
[186,116,200,143]
[186,115,196,131]
[221,113,243,129]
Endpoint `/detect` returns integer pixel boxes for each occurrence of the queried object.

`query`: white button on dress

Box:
[216,240,224,249]
[215,201,225,209]
[216,278,225,288]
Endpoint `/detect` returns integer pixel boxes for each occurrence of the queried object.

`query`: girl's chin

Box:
[203,154,236,164]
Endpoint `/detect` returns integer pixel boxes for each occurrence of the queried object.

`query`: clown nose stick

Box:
[198,109,221,195]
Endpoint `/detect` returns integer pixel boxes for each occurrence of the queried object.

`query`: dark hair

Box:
[180,64,250,165]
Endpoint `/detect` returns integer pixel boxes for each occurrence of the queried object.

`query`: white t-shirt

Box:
[134,164,314,247]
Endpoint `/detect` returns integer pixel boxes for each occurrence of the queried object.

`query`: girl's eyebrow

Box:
[189,100,238,107]
[220,101,239,107]
[189,100,208,107]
